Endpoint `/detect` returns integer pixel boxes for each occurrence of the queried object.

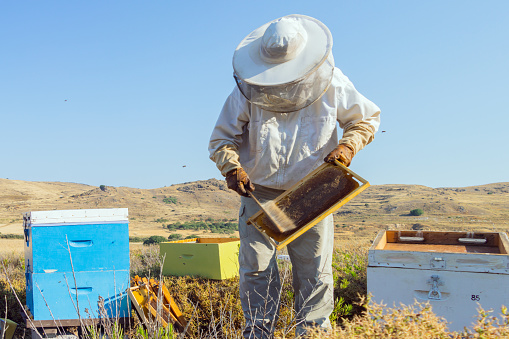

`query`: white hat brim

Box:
[233,14,332,86]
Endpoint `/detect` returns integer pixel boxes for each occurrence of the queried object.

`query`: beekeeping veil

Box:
[233,14,334,113]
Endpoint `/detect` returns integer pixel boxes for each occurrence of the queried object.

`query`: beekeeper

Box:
[209,14,380,338]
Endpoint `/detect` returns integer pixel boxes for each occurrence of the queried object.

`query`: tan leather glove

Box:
[225,168,255,197]
[324,144,354,167]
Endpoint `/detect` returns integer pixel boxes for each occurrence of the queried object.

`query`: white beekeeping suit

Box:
[209,14,380,338]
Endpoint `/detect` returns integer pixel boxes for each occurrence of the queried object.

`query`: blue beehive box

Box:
[25,270,130,320]
[23,208,130,321]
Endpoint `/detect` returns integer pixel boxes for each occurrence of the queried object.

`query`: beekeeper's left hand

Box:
[324,144,354,167]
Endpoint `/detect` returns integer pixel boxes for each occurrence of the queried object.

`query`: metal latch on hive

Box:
[427,275,443,300]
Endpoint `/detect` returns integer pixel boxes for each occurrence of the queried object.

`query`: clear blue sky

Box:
[1,1,508,189]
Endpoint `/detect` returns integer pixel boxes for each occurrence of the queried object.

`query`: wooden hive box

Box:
[160,238,240,280]
[367,230,509,332]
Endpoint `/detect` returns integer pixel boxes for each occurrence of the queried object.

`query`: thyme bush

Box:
[2,243,509,338]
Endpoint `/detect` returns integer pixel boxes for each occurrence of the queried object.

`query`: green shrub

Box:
[167,234,183,241]
[331,245,368,321]
[410,208,424,216]
[163,196,178,204]
[143,235,167,245]
[0,233,24,239]
[166,220,237,234]
[99,185,106,191]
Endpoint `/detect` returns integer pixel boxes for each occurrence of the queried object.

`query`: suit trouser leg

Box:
[238,189,281,339]
[287,214,334,336]
[238,185,334,338]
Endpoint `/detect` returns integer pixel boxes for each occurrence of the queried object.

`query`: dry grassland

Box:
[0,239,24,255]
[1,178,509,338]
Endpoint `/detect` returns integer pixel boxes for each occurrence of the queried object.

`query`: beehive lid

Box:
[24,208,128,226]
[368,230,509,274]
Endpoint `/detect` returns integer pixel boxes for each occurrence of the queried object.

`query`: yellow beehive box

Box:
[0,318,17,339]
[160,238,240,280]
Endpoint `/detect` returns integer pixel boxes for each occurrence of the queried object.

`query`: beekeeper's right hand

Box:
[226,168,255,197]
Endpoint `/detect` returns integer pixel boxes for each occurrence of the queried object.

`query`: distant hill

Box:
[1,178,508,241]
[0,178,239,237]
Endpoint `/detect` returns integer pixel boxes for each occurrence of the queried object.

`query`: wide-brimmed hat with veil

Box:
[233,14,334,113]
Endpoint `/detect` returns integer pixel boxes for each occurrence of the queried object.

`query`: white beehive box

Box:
[368,230,509,332]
